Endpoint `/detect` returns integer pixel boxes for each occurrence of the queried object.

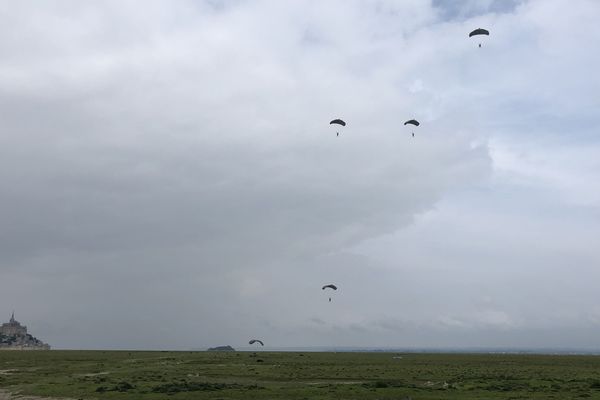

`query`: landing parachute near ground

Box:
[249,339,264,346]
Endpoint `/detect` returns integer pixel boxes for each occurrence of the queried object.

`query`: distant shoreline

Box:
[41,347,600,355]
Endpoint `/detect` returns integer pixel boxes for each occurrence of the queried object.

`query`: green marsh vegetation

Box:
[2,351,600,399]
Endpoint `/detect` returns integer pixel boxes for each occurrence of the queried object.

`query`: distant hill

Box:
[207,345,235,351]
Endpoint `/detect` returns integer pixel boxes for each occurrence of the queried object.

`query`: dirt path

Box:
[0,390,76,400]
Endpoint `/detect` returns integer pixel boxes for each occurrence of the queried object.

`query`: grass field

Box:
[2,350,600,399]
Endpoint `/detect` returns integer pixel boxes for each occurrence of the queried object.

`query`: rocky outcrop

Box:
[0,333,50,350]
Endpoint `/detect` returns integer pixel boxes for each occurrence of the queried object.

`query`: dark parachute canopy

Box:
[249,339,264,346]
[469,28,489,37]
[470,28,489,47]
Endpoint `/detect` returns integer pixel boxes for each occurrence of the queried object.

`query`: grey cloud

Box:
[433,0,524,21]
[1,0,598,350]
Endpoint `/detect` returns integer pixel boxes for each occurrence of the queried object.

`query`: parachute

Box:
[330,119,346,137]
[404,119,419,137]
[469,28,489,37]
[322,284,337,302]
[249,339,264,346]
[469,28,489,47]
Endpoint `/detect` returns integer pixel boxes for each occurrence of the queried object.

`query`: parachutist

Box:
[323,284,337,302]
[405,120,420,137]
[469,28,489,47]
[330,119,346,137]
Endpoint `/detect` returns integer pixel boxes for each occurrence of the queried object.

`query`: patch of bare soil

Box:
[0,389,76,400]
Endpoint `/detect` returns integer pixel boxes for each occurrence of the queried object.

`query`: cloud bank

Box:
[0,0,598,350]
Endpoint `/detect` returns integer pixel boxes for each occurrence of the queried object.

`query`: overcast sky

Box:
[1,0,599,350]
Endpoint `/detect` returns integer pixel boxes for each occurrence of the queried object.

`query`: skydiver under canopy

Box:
[404,119,420,137]
[322,284,337,302]
[469,28,489,47]
[330,119,346,137]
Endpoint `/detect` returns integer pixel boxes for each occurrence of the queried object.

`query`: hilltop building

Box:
[0,312,50,350]
[0,312,27,336]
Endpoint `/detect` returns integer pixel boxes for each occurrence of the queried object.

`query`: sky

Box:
[0,0,599,350]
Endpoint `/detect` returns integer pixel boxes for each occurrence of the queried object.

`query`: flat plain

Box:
[2,350,600,399]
